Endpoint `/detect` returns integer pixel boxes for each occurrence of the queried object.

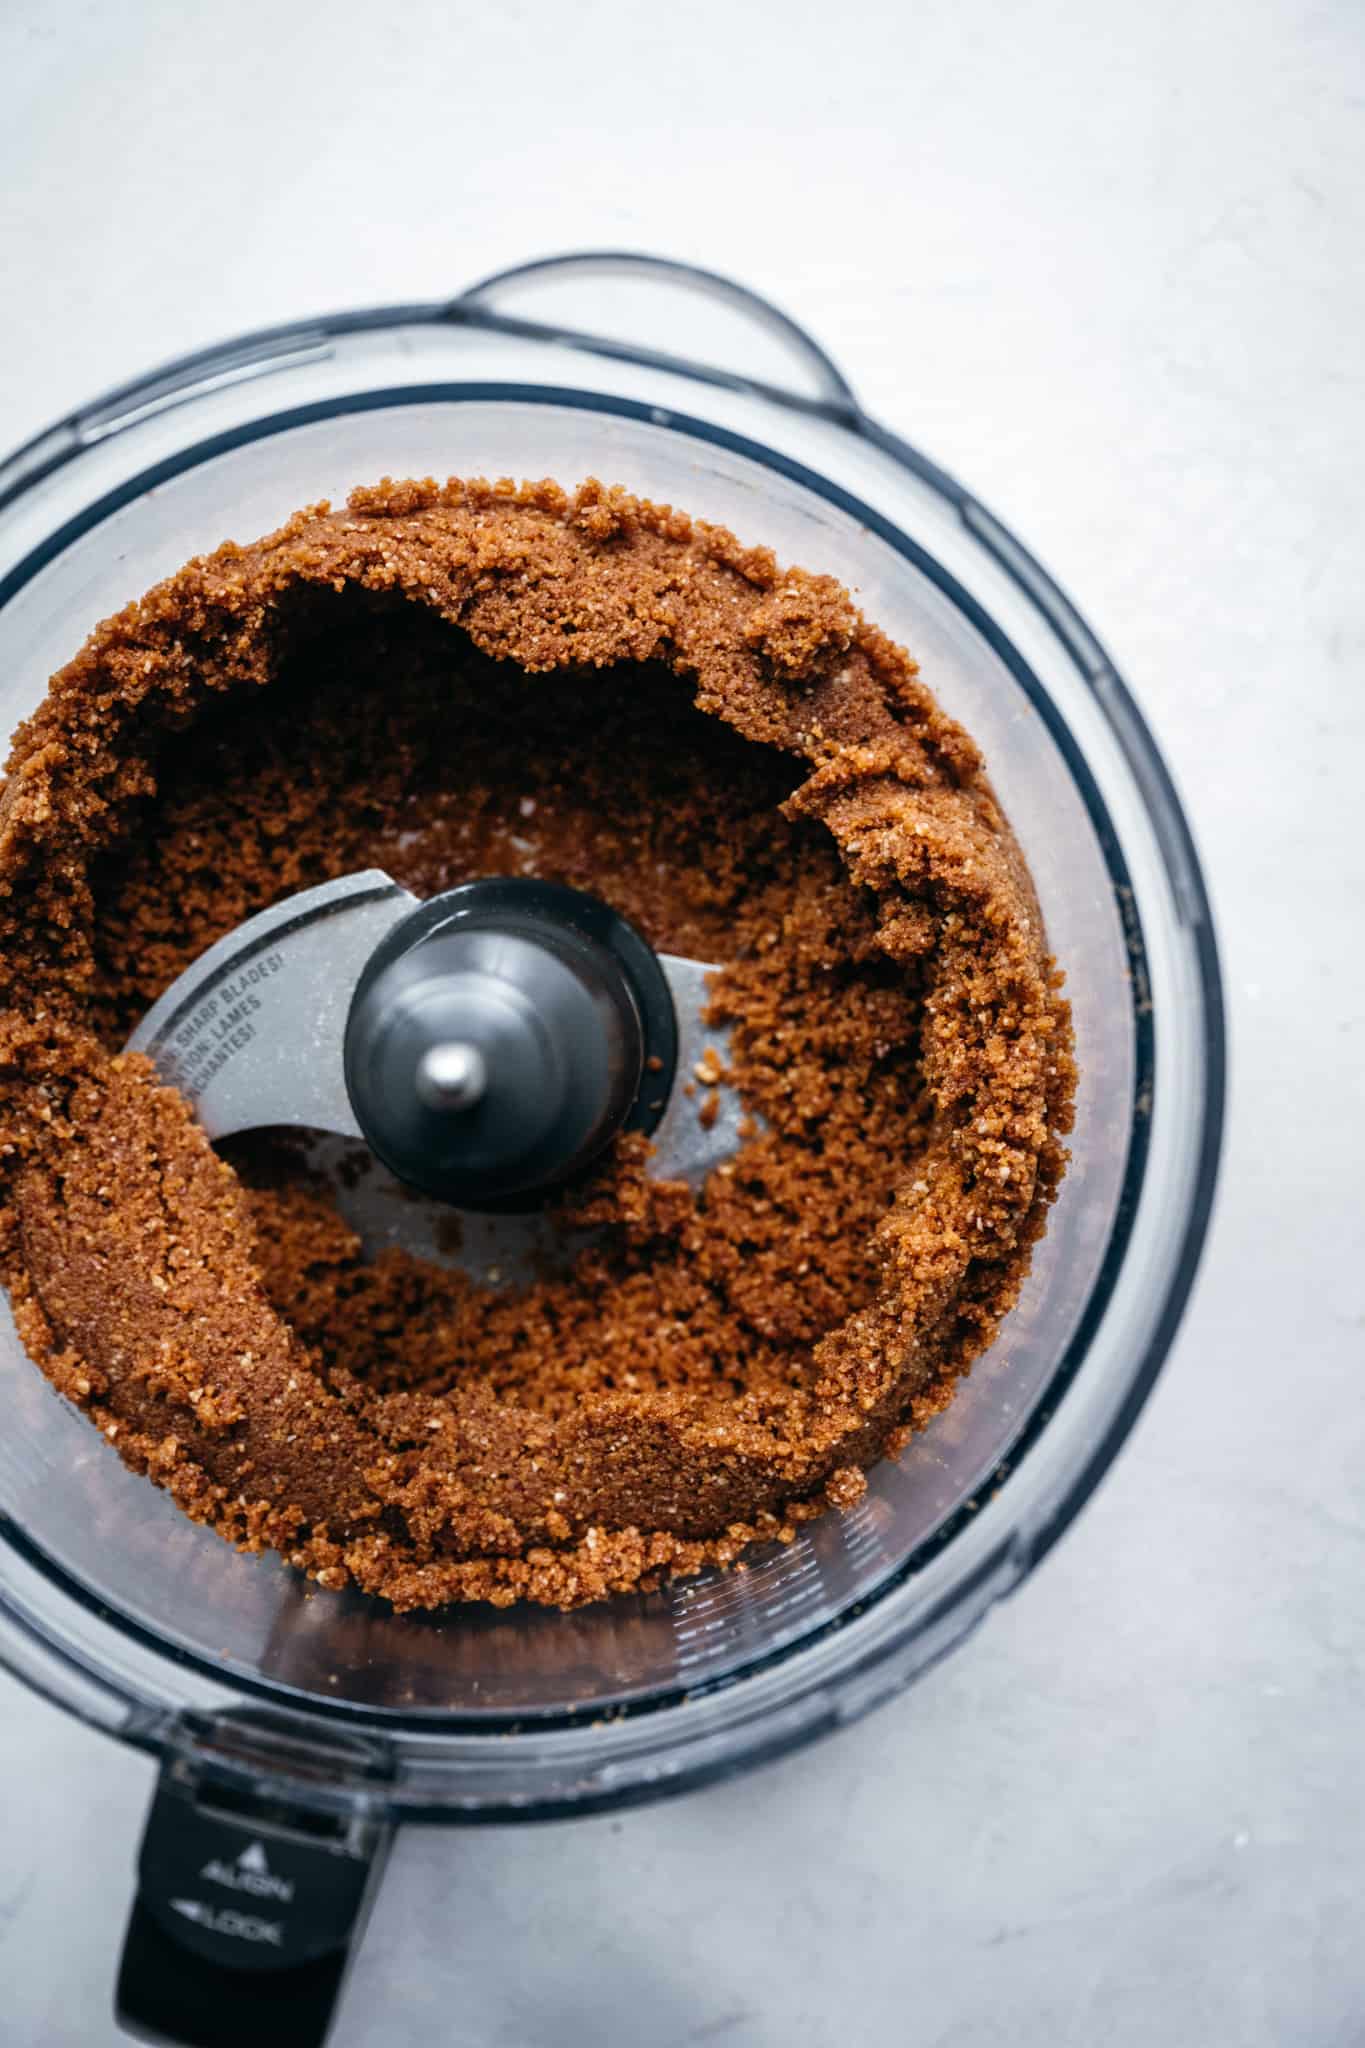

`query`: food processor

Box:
[0,251,1224,2046]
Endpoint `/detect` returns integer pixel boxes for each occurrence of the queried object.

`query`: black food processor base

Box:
[118,1730,392,2048]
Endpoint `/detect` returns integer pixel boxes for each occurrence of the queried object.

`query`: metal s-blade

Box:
[125,871,753,1225]
[297,955,748,1288]
[125,871,419,1141]
[653,954,746,1184]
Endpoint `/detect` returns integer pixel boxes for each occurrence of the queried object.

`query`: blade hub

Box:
[344,893,659,1208]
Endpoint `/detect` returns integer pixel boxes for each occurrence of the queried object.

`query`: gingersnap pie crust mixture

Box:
[0,477,1075,1612]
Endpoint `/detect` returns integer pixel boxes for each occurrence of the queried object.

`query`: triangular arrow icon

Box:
[237,1841,270,1874]
[170,1898,211,1925]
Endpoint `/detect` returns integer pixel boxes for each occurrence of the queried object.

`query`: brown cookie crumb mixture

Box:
[0,477,1075,1611]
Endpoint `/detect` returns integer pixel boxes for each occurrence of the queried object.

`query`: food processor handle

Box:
[455,249,864,417]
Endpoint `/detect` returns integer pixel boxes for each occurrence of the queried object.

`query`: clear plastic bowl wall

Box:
[0,296,1221,1816]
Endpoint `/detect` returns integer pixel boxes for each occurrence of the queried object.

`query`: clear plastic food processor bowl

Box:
[0,255,1223,1824]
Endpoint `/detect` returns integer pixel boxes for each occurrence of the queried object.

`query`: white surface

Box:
[1,1,1362,2043]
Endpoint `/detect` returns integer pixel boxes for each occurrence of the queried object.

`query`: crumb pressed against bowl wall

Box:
[0,475,1074,1614]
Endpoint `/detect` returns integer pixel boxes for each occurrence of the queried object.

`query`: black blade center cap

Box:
[343,879,677,1210]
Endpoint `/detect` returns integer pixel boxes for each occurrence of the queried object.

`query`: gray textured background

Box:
[2,1,1362,2042]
